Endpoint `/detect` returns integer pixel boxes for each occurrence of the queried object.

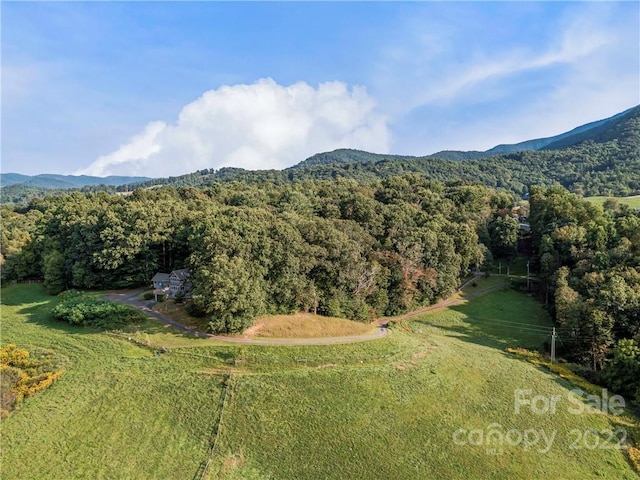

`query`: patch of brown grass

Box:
[220,451,245,474]
[245,313,375,339]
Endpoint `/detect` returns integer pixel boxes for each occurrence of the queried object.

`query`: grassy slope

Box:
[211,289,637,479]
[2,284,637,479]
[585,195,640,209]
[1,285,224,480]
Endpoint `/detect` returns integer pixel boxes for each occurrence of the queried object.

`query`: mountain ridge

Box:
[2,104,638,205]
[0,173,151,189]
[293,105,639,167]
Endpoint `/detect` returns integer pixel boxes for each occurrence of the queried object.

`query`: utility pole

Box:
[526,261,530,290]
[551,327,557,364]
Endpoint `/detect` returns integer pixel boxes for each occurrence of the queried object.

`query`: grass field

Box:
[2,284,638,479]
[1,285,224,479]
[585,195,640,209]
[209,289,637,479]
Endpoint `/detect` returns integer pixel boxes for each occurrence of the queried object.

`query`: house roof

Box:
[152,272,170,282]
[170,268,191,280]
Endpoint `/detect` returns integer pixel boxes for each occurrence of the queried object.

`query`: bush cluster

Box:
[52,290,146,329]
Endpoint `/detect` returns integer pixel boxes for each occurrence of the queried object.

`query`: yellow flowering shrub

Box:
[628,446,640,473]
[0,344,63,417]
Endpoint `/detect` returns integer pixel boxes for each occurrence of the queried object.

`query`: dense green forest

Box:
[2,175,639,402]
[529,186,640,403]
[1,178,512,332]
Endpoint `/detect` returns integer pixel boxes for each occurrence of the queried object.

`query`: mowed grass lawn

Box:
[1,284,224,480]
[2,284,638,479]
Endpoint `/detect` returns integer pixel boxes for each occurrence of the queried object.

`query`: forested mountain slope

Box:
[124,105,640,196]
[3,106,638,205]
[0,173,150,189]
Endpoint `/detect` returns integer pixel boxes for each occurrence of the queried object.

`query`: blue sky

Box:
[2,1,639,177]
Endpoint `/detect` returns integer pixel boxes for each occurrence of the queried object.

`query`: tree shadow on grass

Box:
[411,288,553,352]
[121,317,212,342]
[11,300,202,343]
[14,303,97,336]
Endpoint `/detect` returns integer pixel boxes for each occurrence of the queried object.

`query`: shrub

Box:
[186,301,207,318]
[52,294,146,330]
[0,344,63,417]
[142,292,155,301]
[208,313,254,334]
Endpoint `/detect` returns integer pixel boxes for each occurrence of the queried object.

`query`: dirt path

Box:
[103,290,211,338]
[105,279,507,346]
[379,282,508,324]
[104,290,388,345]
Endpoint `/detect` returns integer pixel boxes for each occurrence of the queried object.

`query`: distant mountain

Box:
[3,104,638,206]
[293,105,640,168]
[0,173,152,189]
[290,149,419,169]
[0,173,33,187]
[541,106,640,151]
[488,105,639,154]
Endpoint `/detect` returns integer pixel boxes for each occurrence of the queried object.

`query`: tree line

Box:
[2,177,639,401]
[1,177,514,333]
[529,186,640,403]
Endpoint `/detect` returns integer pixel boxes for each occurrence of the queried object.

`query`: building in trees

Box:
[151,269,192,300]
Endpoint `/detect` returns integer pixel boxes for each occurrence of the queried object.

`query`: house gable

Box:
[151,269,192,299]
[151,272,170,289]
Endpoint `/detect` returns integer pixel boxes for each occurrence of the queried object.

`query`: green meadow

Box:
[1,285,224,479]
[2,284,637,479]
[585,195,640,209]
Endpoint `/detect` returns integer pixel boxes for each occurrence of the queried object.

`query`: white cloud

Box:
[77,78,390,177]
[386,8,612,113]
[372,3,639,155]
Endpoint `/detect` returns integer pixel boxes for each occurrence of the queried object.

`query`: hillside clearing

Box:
[585,195,640,209]
[2,284,637,479]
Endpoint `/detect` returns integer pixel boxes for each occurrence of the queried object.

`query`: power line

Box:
[461,315,554,332]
